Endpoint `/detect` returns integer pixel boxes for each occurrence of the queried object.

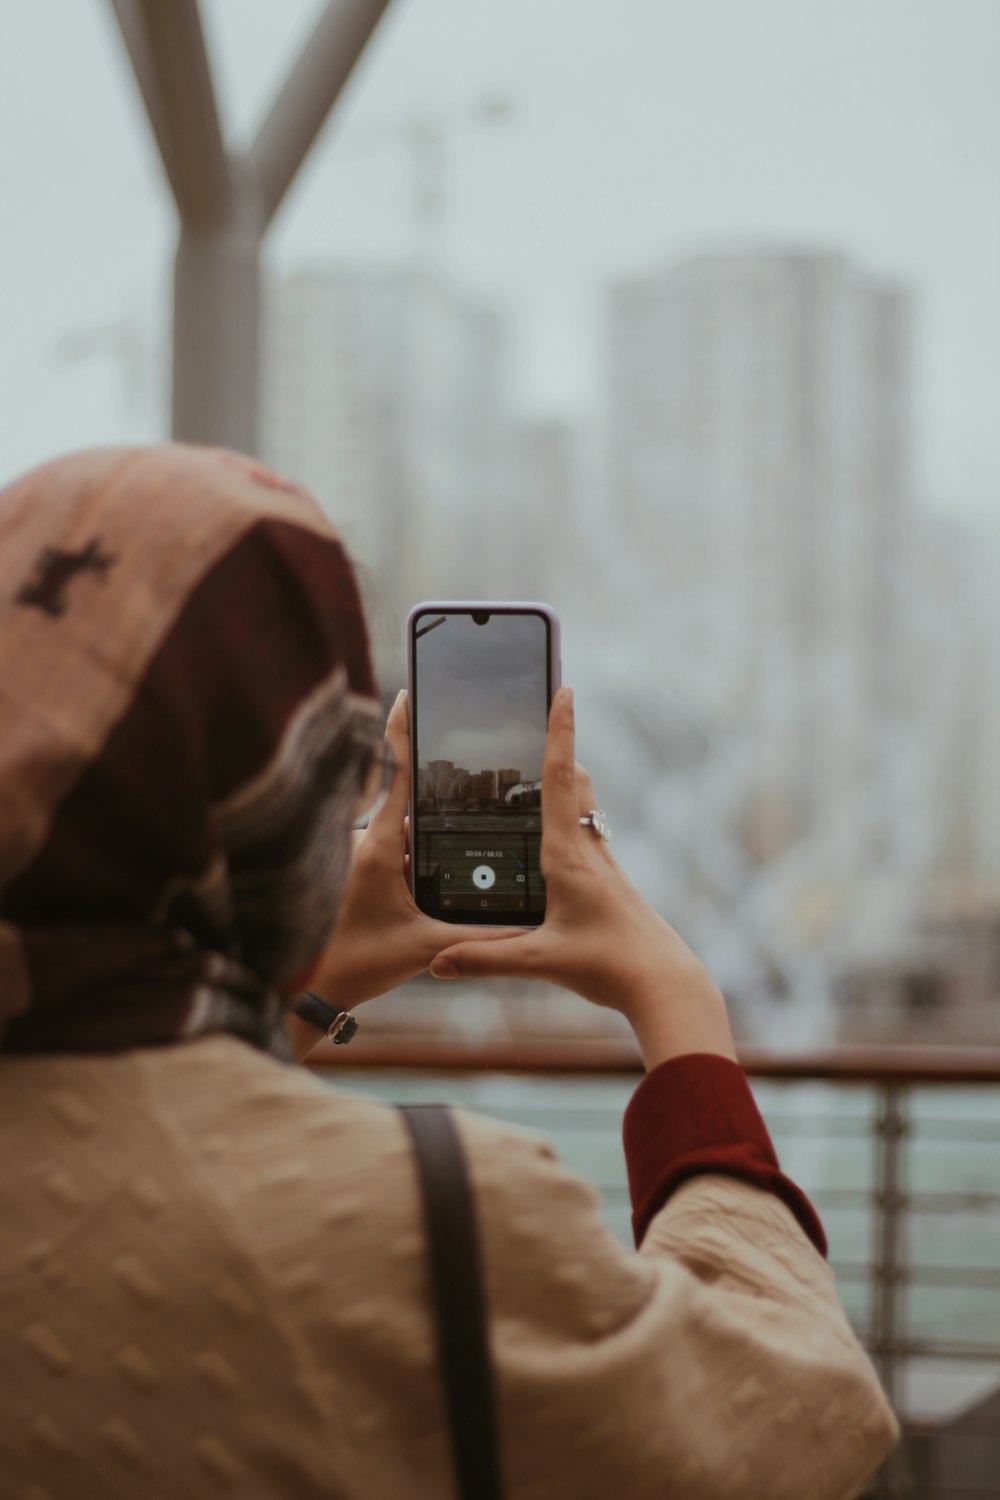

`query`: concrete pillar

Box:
[109,0,394,455]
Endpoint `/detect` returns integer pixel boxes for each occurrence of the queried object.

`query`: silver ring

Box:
[579,808,612,842]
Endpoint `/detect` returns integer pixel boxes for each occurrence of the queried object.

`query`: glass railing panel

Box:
[905,1282,1000,1354]
[317,1056,1000,1495]
[328,1071,879,1332]
[904,1207,1000,1275]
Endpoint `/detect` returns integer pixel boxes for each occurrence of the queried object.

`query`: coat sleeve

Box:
[456,1108,899,1500]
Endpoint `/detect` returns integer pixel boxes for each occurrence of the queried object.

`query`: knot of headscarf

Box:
[0,445,378,1058]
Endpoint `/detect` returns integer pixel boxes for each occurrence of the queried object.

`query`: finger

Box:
[366,689,409,849]
[430,930,545,980]
[540,686,579,846]
[425,921,526,948]
[393,685,410,732]
[574,763,616,861]
[575,762,597,816]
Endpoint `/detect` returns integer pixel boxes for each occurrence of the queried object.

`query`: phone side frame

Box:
[405,600,562,923]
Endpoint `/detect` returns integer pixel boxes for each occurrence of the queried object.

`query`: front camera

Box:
[471,611,490,626]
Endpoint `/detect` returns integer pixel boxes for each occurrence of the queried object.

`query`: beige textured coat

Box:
[0,1035,898,1498]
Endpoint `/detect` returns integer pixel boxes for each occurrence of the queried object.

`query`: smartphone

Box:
[406,601,561,925]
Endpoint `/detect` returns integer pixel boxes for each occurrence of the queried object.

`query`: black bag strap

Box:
[399,1104,503,1500]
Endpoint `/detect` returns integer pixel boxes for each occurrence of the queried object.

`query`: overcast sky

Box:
[414,611,548,775]
[1,0,998,517]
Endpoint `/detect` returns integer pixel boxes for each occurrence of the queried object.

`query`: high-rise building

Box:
[262,265,512,652]
[426,759,456,801]
[605,248,914,851]
[507,420,579,601]
[466,769,499,805]
[497,768,522,802]
[908,513,1000,882]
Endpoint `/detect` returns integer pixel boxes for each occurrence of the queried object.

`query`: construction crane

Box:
[344,94,515,257]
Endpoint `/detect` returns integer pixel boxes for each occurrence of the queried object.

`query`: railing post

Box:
[872,1081,908,1497]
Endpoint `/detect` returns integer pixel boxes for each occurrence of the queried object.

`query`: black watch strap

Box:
[292,991,359,1044]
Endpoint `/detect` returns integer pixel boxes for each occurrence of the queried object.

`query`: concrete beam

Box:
[250,0,394,228]
[107,0,175,187]
[133,0,230,231]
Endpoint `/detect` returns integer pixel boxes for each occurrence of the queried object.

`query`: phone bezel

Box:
[405,600,561,927]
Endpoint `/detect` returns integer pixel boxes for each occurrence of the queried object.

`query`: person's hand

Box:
[429,687,738,1069]
[302,689,524,1016]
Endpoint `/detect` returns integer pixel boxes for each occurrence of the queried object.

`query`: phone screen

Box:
[411,607,554,924]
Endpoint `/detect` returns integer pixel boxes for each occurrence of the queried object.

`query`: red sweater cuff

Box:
[623,1052,828,1258]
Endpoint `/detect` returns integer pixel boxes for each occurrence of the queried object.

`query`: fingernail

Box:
[394,688,405,705]
[431,958,457,979]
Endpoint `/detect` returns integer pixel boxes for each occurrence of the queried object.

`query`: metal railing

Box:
[310,1039,1000,1498]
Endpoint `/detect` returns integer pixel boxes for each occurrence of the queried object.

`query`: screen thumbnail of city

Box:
[413,609,550,921]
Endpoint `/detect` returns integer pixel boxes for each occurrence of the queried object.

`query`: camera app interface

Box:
[414,610,549,921]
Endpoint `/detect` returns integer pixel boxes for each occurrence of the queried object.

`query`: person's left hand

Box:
[292,690,523,1053]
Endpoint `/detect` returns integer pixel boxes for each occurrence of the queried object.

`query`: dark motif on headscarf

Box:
[16,536,117,616]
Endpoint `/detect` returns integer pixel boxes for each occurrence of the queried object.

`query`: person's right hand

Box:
[430,687,738,1068]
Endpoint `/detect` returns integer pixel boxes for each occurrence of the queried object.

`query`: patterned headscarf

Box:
[0,445,379,1058]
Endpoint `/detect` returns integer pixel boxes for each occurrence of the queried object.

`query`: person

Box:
[0,444,898,1499]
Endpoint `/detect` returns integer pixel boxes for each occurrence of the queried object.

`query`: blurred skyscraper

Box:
[252,243,994,1043]
[605,249,914,861]
[908,513,1000,883]
[507,418,579,601]
[262,266,511,655]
